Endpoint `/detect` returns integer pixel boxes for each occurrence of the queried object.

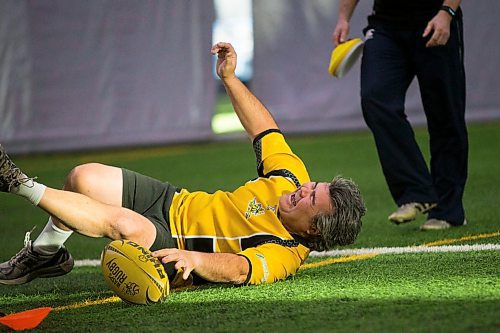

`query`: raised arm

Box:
[211,42,279,140]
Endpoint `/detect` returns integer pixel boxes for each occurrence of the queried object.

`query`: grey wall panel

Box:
[0,0,216,154]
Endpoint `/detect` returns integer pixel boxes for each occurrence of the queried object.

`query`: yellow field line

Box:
[422,231,500,247]
[53,296,121,311]
[300,253,378,270]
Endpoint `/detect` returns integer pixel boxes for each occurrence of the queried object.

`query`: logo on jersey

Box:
[245,197,265,219]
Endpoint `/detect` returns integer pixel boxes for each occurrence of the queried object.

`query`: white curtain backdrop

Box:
[0,0,216,153]
[1,1,499,153]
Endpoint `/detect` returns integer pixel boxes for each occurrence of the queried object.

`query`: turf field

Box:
[0,121,499,332]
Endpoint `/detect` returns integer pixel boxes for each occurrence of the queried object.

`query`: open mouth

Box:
[291,193,297,207]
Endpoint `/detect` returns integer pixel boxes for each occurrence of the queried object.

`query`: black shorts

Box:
[121,168,179,252]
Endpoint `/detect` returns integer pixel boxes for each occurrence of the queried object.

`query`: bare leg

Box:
[1,150,160,284]
[40,163,156,248]
[50,163,125,231]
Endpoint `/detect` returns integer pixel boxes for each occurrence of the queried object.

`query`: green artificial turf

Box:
[1,251,498,332]
[0,121,499,332]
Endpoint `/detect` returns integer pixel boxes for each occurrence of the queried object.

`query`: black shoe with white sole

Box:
[0,233,74,285]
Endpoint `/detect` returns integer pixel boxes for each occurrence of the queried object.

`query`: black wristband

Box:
[440,5,456,17]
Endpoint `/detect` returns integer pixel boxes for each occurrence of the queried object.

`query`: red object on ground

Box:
[0,307,52,331]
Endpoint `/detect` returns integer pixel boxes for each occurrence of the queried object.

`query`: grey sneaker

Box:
[0,231,74,285]
[388,202,437,224]
[420,218,467,231]
[0,144,32,192]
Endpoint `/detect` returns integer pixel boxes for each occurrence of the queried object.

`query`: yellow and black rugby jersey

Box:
[169,129,311,285]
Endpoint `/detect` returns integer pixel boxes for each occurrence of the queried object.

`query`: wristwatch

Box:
[440,5,456,17]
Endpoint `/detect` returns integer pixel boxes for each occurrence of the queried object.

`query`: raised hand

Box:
[211,42,237,80]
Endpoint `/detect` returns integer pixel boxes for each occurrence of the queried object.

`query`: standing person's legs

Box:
[360,27,438,222]
[416,12,467,228]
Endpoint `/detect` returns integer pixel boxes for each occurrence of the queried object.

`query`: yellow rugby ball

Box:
[101,240,169,305]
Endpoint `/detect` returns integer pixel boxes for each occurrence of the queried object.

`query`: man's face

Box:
[278,182,333,237]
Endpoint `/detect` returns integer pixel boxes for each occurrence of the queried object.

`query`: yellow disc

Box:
[328,38,364,78]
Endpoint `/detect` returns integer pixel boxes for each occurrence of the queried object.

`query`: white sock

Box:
[33,218,73,254]
[10,174,46,206]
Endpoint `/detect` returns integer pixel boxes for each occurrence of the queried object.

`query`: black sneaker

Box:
[0,232,74,285]
[0,144,31,192]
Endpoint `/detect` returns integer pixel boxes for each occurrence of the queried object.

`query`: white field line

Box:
[75,243,500,267]
[310,243,500,257]
[75,259,102,267]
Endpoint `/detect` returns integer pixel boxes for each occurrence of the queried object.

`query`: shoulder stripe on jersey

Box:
[252,128,282,146]
[264,169,301,188]
[253,129,282,176]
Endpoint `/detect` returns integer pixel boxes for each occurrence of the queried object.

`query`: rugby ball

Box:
[101,240,169,305]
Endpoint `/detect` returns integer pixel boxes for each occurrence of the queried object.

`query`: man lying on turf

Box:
[0,42,365,287]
